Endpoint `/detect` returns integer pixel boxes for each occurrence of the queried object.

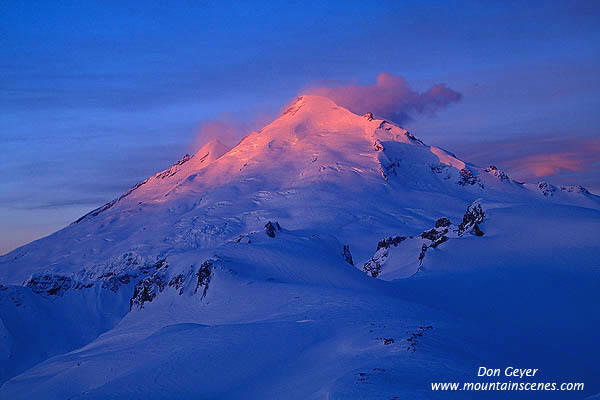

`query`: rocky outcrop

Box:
[420,228,444,242]
[457,168,482,187]
[418,244,428,265]
[128,258,215,309]
[537,181,591,197]
[363,256,384,278]
[168,273,186,295]
[234,234,252,244]
[194,261,212,299]
[363,236,407,278]
[435,217,451,228]
[99,273,135,292]
[155,154,193,179]
[129,273,168,310]
[458,202,485,236]
[430,164,447,174]
[343,245,354,266]
[471,224,485,236]
[129,259,169,310]
[264,221,282,238]
[74,179,149,223]
[537,181,556,197]
[560,185,590,194]
[24,253,169,297]
[405,131,424,145]
[363,202,486,278]
[23,253,183,313]
[26,274,73,296]
[98,257,167,293]
[484,165,510,182]
[376,236,406,251]
[406,325,433,352]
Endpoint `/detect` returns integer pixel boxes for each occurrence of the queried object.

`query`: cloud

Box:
[190,111,277,152]
[512,152,587,177]
[192,119,243,151]
[446,135,600,191]
[305,72,462,124]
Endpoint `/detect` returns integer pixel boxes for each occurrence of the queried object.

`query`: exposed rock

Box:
[484,165,510,181]
[457,168,480,186]
[406,325,433,352]
[418,244,428,265]
[234,234,252,244]
[364,204,486,278]
[74,179,149,223]
[419,224,449,247]
[430,235,449,248]
[560,185,590,195]
[536,181,589,197]
[472,224,485,237]
[431,164,448,174]
[405,131,424,145]
[129,272,168,310]
[264,221,281,238]
[100,273,133,292]
[155,154,193,179]
[343,245,354,266]
[435,217,451,228]
[138,257,168,275]
[363,257,383,278]
[363,112,374,121]
[362,236,407,277]
[537,181,556,197]
[420,228,445,242]
[168,273,186,295]
[194,261,213,298]
[458,202,485,236]
[281,97,304,117]
[376,236,406,251]
[128,260,170,310]
[26,274,73,296]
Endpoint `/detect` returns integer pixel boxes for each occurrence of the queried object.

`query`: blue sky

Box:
[1,0,599,254]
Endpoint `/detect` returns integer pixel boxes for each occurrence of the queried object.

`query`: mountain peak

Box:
[194,138,229,163]
[68,94,599,233]
[286,94,339,108]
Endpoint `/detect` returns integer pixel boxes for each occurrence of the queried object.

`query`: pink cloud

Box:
[192,119,241,151]
[514,152,587,177]
[190,111,276,152]
[445,135,600,192]
[305,72,462,124]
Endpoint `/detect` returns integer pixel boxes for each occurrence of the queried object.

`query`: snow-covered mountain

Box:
[1,95,599,399]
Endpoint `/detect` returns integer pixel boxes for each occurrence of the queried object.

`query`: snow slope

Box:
[0,95,599,399]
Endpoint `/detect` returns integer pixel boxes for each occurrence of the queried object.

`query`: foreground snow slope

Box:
[0,95,599,399]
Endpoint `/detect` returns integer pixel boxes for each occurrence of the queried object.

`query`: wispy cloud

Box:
[447,135,600,190]
[512,152,587,177]
[304,72,462,124]
[190,111,277,151]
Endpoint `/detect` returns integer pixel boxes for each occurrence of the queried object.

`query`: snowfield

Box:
[0,95,598,399]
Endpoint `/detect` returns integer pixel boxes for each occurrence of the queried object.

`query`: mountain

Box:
[1,95,599,399]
